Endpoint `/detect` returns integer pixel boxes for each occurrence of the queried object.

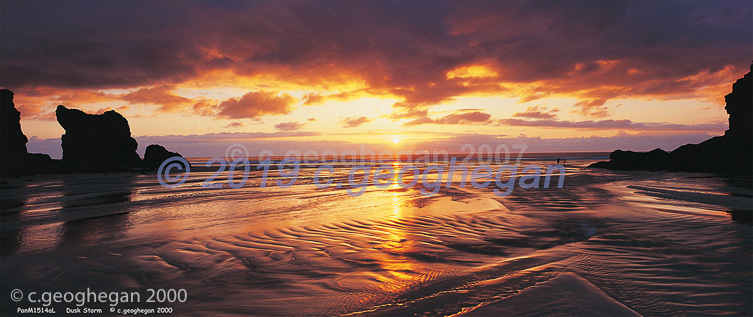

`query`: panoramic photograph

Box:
[1,1,751,316]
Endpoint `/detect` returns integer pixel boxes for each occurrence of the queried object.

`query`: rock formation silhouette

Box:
[0,90,184,177]
[0,89,57,177]
[724,65,753,140]
[56,105,143,171]
[143,144,183,168]
[590,64,753,175]
[1,90,27,156]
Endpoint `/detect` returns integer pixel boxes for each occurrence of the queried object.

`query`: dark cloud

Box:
[447,1,750,83]
[1,2,205,89]
[217,91,296,119]
[1,1,750,115]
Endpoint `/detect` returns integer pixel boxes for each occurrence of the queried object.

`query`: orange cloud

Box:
[497,118,726,132]
[217,91,297,119]
[340,116,371,128]
[387,108,429,120]
[121,85,192,112]
[403,111,492,126]
[446,64,498,79]
[224,122,244,128]
[1,1,749,126]
[191,99,216,117]
[54,90,117,105]
[303,90,366,105]
[94,105,129,114]
[16,104,56,121]
[572,99,608,118]
[512,106,559,119]
[275,121,305,131]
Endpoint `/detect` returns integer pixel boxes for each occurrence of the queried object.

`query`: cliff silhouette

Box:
[590,64,752,175]
[0,89,184,177]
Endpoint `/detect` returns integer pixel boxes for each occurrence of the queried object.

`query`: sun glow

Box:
[392,138,400,144]
[446,65,498,79]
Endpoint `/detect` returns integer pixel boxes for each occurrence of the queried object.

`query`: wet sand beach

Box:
[1,155,751,316]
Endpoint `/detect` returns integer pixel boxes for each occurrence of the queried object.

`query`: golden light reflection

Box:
[372,185,422,288]
[179,68,372,93]
[383,161,405,218]
[446,65,498,79]
[391,187,402,217]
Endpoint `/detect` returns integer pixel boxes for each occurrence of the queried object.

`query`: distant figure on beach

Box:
[557,158,561,164]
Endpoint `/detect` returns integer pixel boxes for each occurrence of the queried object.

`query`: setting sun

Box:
[392,138,400,144]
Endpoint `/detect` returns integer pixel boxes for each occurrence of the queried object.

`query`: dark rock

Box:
[0,89,28,155]
[590,148,670,171]
[2,89,183,176]
[0,89,58,177]
[0,89,29,177]
[56,105,142,172]
[590,64,753,176]
[724,63,752,139]
[668,136,749,173]
[143,144,183,168]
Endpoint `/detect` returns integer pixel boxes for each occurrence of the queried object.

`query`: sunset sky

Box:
[1,1,751,158]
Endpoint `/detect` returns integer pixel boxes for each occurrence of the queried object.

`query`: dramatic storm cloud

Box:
[3,1,748,104]
[1,1,749,154]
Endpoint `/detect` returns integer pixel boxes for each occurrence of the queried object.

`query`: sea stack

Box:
[1,89,184,177]
[0,89,57,177]
[0,90,28,158]
[56,105,142,171]
[143,144,183,168]
[0,89,29,177]
[724,64,753,140]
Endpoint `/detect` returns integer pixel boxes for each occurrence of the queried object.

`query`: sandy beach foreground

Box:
[1,156,751,316]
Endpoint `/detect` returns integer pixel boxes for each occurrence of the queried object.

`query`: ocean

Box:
[1,152,751,316]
